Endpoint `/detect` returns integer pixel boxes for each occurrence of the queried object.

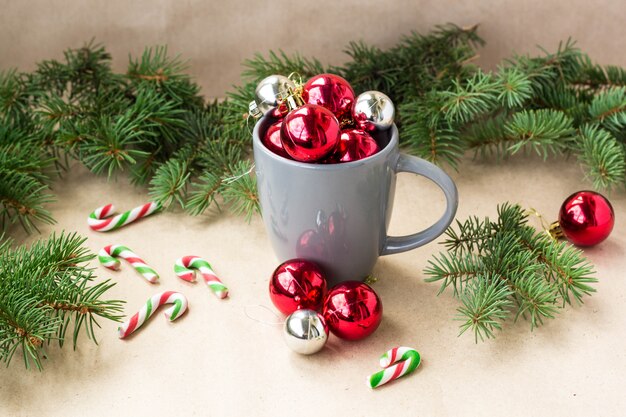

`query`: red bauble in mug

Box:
[262,120,290,159]
[280,104,341,162]
[336,128,380,162]
[323,281,382,341]
[269,259,328,315]
[302,73,355,120]
[558,190,615,246]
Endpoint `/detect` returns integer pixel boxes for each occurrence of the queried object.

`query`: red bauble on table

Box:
[269,259,328,315]
[558,190,615,246]
[323,281,382,341]
[302,73,355,121]
[262,120,291,159]
[280,104,341,162]
[336,128,380,162]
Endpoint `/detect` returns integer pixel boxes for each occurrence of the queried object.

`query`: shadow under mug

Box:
[253,117,458,285]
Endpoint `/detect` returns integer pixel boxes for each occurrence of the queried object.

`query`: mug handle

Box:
[381,153,459,255]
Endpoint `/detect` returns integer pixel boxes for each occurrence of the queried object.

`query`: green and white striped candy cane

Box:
[99,244,159,283]
[88,202,161,232]
[174,256,229,299]
[368,346,421,389]
[118,291,188,338]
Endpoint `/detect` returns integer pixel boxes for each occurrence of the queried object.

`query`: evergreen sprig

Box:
[0,24,481,236]
[0,232,124,369]
[402,39,626,189]
[424,203,596,342]
[2,26,625,238]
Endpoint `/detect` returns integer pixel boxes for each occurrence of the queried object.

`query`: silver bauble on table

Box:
[283,309,329,355]
[248,74,295,118]
[352,90,395,131]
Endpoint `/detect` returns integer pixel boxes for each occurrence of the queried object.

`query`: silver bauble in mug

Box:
[352,90,395,131]
[283,309,329,355]
[249,75,295,118]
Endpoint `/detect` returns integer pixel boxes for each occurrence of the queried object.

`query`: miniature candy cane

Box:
[99,244,159,283]
[367,346,421,389]
[118,291,188,339]
[174,256,229,299]
[88,202,161,232]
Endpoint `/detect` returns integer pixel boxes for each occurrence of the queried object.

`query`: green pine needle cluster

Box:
[2,25,625,238]
[0,24,481,235]
[0,41,259,235]
[424,203,596,342]
[401,40,626,185]
[0,232,124,369]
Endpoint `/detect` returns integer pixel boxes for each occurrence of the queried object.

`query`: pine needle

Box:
[425,203,597,342]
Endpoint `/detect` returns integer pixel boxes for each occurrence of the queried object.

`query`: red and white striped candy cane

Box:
[367,346,421,389]
[174,256,229,299]
[118,291,188,339]
[99,244,159,283]
[88,202,161,232]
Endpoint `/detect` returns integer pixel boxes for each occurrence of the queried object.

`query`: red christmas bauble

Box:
[302,73,355,120]
[559,190,615,246]
[336,128,380,162]
[323,281,382,341]
[269,259,328,315]
[280,104,341,162]
[262,120,290,159]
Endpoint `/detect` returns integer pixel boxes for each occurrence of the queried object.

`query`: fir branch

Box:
[456,277,513,342]
[186,171,223,216]
[3,27,626,237]
[148,159,190,208]
[504,109,575,157]
[576,124,626,189]
[0,232,124,369]
[80,114,150,176]
[440,71,499,124]
[342,23,484,102]
[0,170,55,233]
[220,161,260,222]
[425,203,597,342]
[0,69,35,125]
[495,67,533,108]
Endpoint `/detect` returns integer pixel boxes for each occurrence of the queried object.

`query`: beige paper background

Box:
[1,2,626,417]
[2,0,625,98]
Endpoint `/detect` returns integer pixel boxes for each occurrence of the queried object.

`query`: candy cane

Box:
[367,347,421,389]
[174,256,229,299]
[118,291,188,339]
[88,202,161,232]
[99,244,159,283]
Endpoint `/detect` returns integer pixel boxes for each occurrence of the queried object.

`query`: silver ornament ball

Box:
[352,90,395,131]
[283,309,329,355]
[249,75,295,118]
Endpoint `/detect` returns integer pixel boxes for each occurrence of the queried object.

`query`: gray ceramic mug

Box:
[253,117,458,285]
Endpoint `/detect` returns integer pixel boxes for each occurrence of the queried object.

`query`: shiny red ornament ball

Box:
[336,128,380,162]
[302,73,355,120]
[280,104,341,162]
[559,190,615,246]
[323,281,382,341]
[262,120,290,159]
[269,259,328,316]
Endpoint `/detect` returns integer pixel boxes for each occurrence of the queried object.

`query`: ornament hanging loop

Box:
[549,221,564,240]
[248,101,263,119]
[282,72,305,112]
[525,207,559,240]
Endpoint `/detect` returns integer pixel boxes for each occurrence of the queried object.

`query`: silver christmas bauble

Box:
[352,90,395,131]
[248,75,295,118]
[283,309,329,355]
